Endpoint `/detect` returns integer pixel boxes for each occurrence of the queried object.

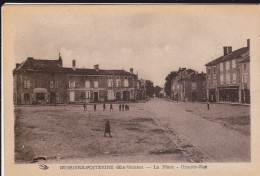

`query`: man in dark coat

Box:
[110,104,113,111]
[207,101,210,110]
[94,104,96,111]
[83,102,87,111]
[104,120,112,137]
[119,104,121,111]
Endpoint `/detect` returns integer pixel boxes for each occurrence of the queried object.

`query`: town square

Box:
[4,5,256,167]
[15,98,250,163]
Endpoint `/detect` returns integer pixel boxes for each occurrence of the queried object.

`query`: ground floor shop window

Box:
[219,88,239,102]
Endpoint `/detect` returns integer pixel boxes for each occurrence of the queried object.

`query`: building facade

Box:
[205,39,250,103]
[13,55,145,105]
[171,68,206,102]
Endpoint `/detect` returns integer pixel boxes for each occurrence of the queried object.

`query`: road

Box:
[144,98,250,162]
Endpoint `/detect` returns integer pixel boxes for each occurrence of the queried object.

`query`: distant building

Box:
[159,88,166,98]
[171,68,206,102]
[205,39,250,103]
[13,55,146,105]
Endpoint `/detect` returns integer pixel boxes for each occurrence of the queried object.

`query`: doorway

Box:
[69,91,75,102]
[123,91,130,101]
[50,93,56,103]
[93,91,99,102]
[116,92,121,100]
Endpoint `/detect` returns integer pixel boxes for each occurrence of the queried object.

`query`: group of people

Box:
[119,104,129,111]
[83,102,130,112]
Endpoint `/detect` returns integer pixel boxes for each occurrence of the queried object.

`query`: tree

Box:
[145,80,155,98]
[164,71,177,97]
[154,86,162,98]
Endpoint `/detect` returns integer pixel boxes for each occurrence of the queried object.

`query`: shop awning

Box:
[33,88,48,94]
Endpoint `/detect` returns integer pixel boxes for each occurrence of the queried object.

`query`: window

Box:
[191,82,196,89]
[208,68,211,75]
[69,81,75,88]
[24,80,30,88]
[137,82,140,89]
[226,61,230,71]
[244,64,247,70]
[56,93,59,102]
[55,81,58,88]
[232,73,236,83]
[94,81,98,88]
[116,77,120,87]
[85,91,90,99]
[124,77,129,87]
[85,80,90,88]
[220,63,223,71]
[50,81,54,88]
[220,74,224,85]
[108,77,113,88]
[24,93,30,101]
[232,60,236,68]
[226,73,230,84]
[213,67,216,74]
[243,73,248,83]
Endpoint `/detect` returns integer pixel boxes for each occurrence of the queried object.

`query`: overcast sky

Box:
[12,5,259,86]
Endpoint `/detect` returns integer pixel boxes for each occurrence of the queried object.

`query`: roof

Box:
[239,56,250,63]
[179,72,206,81]
[13,57,136,77]
[205,47,249,66]
[64,67,136,77]
[13,58,65,73]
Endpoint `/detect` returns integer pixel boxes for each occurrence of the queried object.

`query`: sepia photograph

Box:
[2,4,260,176]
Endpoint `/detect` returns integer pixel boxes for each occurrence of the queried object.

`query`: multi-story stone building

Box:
[13,55,67,105]
[171,68,206,102]
[239,54,250,103]
[13,55,144,105]
[205,39,250,103]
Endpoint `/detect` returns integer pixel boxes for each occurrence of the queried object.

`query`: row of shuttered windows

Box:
[23,79,130,89]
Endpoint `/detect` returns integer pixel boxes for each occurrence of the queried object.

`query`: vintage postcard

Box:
[2,4,260,176]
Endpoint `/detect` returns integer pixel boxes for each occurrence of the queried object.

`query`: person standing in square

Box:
[104,120,112,137]
[110,103,113,111]
[83,102,87,111]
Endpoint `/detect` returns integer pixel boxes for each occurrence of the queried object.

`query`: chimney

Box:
[94,64,99,71]
[130,68,133,73]
[228,46,232,53]
[58,53,63,66]
[27,57,34,60]
[72,59,76,70]
[223,46,228,56]
[247,39,250,49]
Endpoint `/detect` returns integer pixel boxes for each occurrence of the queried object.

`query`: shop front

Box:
[33,88,48,104]
[218,86,239,102]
